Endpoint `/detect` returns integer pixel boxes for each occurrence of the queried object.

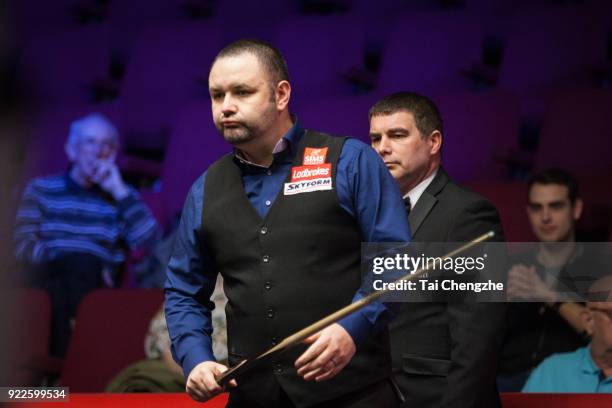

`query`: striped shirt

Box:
[15,173,160,266]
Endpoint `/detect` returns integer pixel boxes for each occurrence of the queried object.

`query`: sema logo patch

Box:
[285,164,333,195]
[303,147,328,165]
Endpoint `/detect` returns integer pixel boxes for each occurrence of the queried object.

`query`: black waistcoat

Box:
[201,131,390,407]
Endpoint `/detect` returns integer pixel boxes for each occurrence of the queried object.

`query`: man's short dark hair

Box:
[368,91,443,138]
[528,168,580,204]
[213,39,290,87]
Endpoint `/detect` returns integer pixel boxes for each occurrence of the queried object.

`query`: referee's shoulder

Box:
[445,179,496,209]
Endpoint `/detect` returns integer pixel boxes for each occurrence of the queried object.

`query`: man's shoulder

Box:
[436,175,495,211]
[302,130,376,164]
[200,153,235,182]
[528,348,587,385]
[524,347,587,392]
[424,172,503,239]
[188,172,207,198]
[537,347,586,372]
[26,174,67,193]
[303,129,364,147]
[342,137,369,150]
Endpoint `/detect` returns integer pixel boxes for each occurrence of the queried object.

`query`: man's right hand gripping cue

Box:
[186,361,237,402]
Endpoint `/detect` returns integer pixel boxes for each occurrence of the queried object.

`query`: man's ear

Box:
[275,80,291,112]
[581,306,594,336]
[573,197,583,221]
[108,148,118,163]
[65,142,77,162]
[429,130,442,155]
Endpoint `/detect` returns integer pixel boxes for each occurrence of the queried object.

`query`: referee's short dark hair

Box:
[528,168,580,204]
[369,91,443,138]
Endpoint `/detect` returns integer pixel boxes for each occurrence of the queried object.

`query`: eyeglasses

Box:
[79,136,117,152]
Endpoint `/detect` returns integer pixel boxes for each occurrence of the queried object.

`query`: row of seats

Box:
[18,87,612,235]
[15,6,612,149]
[11,287,612,397]
[7,288,163,391]
[18,8,612,90]
[12,392,612,407]
[13,0,609,34]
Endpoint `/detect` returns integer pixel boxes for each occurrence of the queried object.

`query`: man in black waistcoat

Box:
[164,40,411,407]
[368,92,506,407]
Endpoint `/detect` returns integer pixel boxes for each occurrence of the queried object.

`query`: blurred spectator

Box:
[209,276,228,364]
[106,294,227,392]
[13,113,160,356]
[498,169,591,391]
[523,276,612,393]
[106,307,185,392]
[133,221,178,289]
[131,214,229,358]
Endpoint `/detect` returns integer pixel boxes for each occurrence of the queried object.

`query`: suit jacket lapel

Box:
[408,167,449,237]
[409,193,436,237]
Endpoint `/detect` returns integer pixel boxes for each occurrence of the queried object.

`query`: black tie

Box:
[403,196,411,216]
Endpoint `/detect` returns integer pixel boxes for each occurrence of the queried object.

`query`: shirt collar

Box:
[533,243,584,270]
[233,116,303,169]
[65,171,94,192]
[403,169,438,210]
[64,171,105,194]
[64,172,80,191]
[582,343,601,375]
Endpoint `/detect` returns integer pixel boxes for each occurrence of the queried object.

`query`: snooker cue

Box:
[217,230,495,385]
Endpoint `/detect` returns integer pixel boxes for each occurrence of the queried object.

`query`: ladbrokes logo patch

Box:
[285,163,333,195]
[291,164,331,181]
[303,147,328,165]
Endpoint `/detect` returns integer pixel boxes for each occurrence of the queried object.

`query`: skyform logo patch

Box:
[284,178,332,195]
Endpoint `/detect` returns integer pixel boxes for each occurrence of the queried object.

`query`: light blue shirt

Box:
[523,344,612,393]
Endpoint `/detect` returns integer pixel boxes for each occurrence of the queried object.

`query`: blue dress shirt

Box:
[165,119,411,377]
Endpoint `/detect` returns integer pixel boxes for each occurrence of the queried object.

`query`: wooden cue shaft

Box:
[218,230,494,384]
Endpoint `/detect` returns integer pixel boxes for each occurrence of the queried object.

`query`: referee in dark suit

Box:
[368,92,506,408]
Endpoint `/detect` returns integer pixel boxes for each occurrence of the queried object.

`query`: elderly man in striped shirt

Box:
[14,113,160,356]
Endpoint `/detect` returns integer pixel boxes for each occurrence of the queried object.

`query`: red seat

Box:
[498,8,607,93]
[377,11,484,95]
[297,94,378,144]
[576,175,612,241]
[465,181,533,242]
[535,88,612,180]
[434,90,520,182]
[17,392,612,407]
[502,392,612,408]
[118,22,221,150]
[19,26,112,103]
[160,101,230,226]
[106,0,184,55]
[272,15,365,98]
[3,288,55,386]
[60,289,164,391]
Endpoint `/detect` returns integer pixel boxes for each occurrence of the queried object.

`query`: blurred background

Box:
[1,0,611,392]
